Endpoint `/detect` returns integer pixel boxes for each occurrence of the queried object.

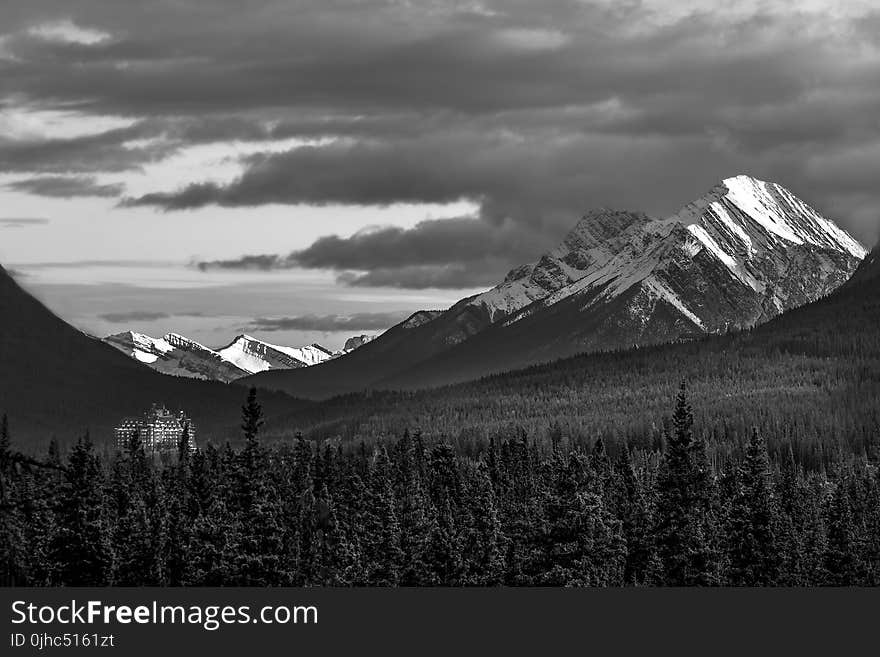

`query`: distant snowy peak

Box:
[217,334,334,373]
[104,331,248,382]
[106,331,173,364]
[104,330,343,381]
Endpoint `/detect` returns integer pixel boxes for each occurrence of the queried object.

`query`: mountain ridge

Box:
[273,236,880,446]
[103,329,375,381]
[246,174,866,398]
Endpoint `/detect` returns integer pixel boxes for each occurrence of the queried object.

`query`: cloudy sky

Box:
[1,0,878,349]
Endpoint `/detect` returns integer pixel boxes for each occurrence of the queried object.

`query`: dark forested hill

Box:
[273,245,880,466]
[0,265,307,451]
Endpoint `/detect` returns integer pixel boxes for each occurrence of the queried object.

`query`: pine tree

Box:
[654,382,712,585]
[397,445,435,586]
[825,478,861,585]
[0,414,24,585]
[164,426,195,586]
[728,429,778,585]
[773,447,802,584]
[611,448,652,584]
[241,387,264,447]
[367,446,404,585]
[51,434,113,585]
[466,466,506,585]
[231,389,286,585]
[111,432,166,585]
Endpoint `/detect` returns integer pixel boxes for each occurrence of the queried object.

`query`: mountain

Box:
[247,175,866,399]
[844,242,879,287]
[218,334,334,373]
[0,265,307,449]
[274,237,880,454]
[103,331,341,381]
[342,334,376,352]
[104,331,250,382]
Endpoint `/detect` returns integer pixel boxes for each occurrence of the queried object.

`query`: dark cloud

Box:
[98,310,169,323]
[98,309,205,323]
[196,254,283,272]
[196,217,537,287]
[0,217,49,228]
[294,219,533,270]
[0,122,169,173]
[337,263,507,289]
[8,175,124,198]
[249,312,407,332]
[1,0,878,273]
[0,116,283,175]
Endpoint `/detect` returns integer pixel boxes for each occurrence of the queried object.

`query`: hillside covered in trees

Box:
[1,386,878,586]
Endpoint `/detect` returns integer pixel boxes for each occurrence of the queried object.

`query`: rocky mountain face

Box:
[844,242,880,288]
[342,334,376,352]
[247,175,866,399]
[438,175,864,342]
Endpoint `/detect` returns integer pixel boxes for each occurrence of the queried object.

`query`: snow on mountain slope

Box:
[242,175,867,400]
[217,335,334,373]
[375,174,866,374]
[110,331,174,364]
[104,331,347,381]
[497,175,865,332]
[104,331,249,382]
[370,177,866,392]
[469,209,658,323]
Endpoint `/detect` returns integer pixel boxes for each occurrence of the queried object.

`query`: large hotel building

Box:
[114,404,196,453]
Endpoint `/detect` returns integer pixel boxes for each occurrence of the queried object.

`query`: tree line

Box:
[1,385,879,586]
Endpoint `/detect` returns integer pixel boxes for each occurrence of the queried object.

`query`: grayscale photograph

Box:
[1,3,878,634]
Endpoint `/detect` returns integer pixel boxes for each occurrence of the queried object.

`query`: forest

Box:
[2,385,878,587]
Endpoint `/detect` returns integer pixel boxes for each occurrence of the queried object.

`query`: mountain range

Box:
[102,331,373,382]
[0,173,871,450]
[274,238,880,447]
[246,175,867,399]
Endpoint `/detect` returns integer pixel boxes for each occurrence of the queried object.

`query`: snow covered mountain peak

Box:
[428,175,866,347]
[104,330,248,382]
[218,334,334,373]
[672,174,866,259]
